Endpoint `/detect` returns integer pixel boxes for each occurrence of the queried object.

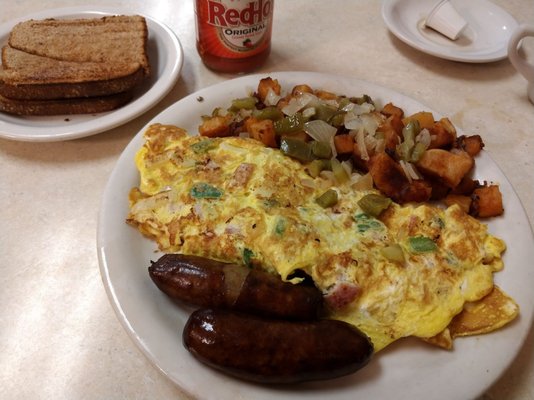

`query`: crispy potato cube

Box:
[429,118,457,149]
[428,179,450,200]
[381,102,404,119]
[244,117,277,147]
[402,111,434,130]
[291,84,313,96]
[471,185,504,218]
[334,134,355,154]
[416,149,474,188]
[444,194,472,213]
[456,134,485,157]
[314,89,338,100]
[377,116,402,148]
[451,176,478,195]
[368,152,431,203]
[199,115,232,137]
[257,77,281,103]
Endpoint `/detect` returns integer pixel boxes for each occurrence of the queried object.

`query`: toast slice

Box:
[0,91,134,116]
[8,15,149,76]
[0,46,145,100]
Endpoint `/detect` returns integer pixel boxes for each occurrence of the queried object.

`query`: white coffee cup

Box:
[508,24,534,104]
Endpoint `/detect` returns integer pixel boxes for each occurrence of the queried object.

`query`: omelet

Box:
[127,123,516,351]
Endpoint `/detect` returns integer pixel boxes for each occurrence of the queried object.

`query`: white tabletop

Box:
[1,1,533,399]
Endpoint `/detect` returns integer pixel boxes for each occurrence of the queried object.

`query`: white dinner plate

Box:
[0,7,183,142]
[381,0,519,62]
[98,71,534,400]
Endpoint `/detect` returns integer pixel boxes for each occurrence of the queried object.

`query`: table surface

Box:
[1,1,533,399]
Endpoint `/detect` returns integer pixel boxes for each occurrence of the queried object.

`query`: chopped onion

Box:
[300,178,316,188]
[329,135,338,158]
[302,107,316,119]
[319,170,335,185]
[341,160,353,177]
[356,128,369,161]
[323,99,339,108]
[341,102,355,112]
[281,92,315,116]
[416,128,431,148]
[399,160,421,182]
[352,102,375,115]
[375,138,386,153]
[344,112,363,130]
[360,113,379,135]
[303,120,337,143]
[264,88,281,107]
[351,173,374,190]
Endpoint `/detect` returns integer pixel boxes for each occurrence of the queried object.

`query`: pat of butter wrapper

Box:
[425,0,467,40]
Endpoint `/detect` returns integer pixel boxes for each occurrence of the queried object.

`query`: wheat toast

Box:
[0,91,134,116]
[8,15,149,76]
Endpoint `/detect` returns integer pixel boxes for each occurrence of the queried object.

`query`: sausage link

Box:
[183,308,373,383]
[148,254,323,320]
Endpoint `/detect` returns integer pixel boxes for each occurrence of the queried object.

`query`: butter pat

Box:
[425,0,467,40]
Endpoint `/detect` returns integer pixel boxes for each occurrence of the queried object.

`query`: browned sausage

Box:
[148,254,323,320]
[183,308,373,383]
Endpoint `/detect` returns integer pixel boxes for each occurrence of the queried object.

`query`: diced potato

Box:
[314,89,338,100]
[199,115,232,137]
[377,116,402,148]
[257,77,281,103]
[368,152,431,203]
[389,114,405,136]
[244,117,277,147]
[444,194,472,213]
[402,111,435,130]
[429,179,450,200]
[429,118,457,149]
[471,185,504,218]
[456,135,484,157]
[381,102,404,119]
[416,149,474,188]
[292,84,313,96]
[334,134,355,154]
[451,176,478,195]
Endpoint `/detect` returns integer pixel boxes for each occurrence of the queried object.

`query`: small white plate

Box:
[0,7,183,142]
[98,71,534,400]
[382,0,519,62]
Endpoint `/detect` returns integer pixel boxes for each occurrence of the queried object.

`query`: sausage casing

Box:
[183,308,373,383]
[148,254,322,320]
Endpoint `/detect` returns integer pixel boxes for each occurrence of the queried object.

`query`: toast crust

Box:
[0,91,134,116]
[0,68,145,100]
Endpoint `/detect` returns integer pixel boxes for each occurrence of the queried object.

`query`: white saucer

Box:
[0,7,183,142]
[381,0,519,63]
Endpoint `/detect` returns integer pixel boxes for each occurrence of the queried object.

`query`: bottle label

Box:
[196,0,273,59]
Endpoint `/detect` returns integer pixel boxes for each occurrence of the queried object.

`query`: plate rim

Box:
[381,0,519,63]
[97,71,534,400]
[0,6,184,142]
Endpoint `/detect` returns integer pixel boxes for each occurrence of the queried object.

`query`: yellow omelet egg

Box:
[127,124,512,351]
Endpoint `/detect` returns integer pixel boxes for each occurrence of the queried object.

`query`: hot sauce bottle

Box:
[195,0,274,73]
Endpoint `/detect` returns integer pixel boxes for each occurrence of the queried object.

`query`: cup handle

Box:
[508,24,534,82]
